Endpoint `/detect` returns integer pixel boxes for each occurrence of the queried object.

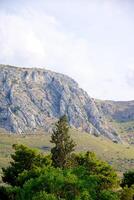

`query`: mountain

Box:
[0,64,133,144]
[96,100,134,144]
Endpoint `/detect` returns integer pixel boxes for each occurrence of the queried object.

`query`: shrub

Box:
[99,190,120,200]
[121,170,134,188]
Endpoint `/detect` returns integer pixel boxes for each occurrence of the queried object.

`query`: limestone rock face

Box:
[0,65,125,142]
[95,100,134,122]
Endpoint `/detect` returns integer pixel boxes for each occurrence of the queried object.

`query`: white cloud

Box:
[0,7,95,85]
[0,0,134,100]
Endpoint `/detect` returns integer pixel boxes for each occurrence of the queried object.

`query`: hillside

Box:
[0,128,134,180]
[0,64,120,142]
[0,64,134,144]
[95,100,134,144]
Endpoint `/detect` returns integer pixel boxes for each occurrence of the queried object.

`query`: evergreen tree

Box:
[2,144,48,186]
[50,115,76,168]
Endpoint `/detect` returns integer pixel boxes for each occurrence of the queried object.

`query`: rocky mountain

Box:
[95,100,134,144]
[0,64,134,144]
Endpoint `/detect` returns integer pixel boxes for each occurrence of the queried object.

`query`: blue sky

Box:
[0,0,134,100]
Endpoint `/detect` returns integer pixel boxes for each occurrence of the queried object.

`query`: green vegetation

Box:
[2,144,50,186]
[51,115,76,168]
[0,127,134,179]
[0,116,134,199]
[0,146,133,199]
[0,144,121,200]
[121,170,134,188]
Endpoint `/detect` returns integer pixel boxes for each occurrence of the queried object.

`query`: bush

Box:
[121,170,134,188]
[120,185,134,200]
[99,190,120,200]
[32,191,58,200]
[0,186,19,200]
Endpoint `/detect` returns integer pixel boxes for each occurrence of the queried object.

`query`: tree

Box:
[15,166,99,200]
[2,144,49,186]
[74,151,118,190]
[50,115,76,168]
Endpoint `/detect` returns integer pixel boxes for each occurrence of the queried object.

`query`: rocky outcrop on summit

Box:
[0,65,121,142]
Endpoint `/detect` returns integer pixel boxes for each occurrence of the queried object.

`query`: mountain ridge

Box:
[0,64,133,144]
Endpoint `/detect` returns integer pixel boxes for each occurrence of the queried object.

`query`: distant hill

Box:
[0,64,134,144]
[95,100,134,144]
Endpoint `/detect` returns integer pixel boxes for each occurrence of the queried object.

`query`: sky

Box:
[0,0,134,101]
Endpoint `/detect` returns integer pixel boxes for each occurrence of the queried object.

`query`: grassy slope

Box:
[109,120,134,144]
[0,128,134,182]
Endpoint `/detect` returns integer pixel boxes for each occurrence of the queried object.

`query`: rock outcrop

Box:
[1,64,133,143]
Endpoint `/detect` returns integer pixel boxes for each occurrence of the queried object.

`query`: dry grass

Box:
[0,128,134,180]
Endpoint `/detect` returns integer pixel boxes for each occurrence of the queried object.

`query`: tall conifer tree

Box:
[51,115,76,168]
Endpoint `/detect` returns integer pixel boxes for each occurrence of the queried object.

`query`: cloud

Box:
[0,10,47,65]
[0,6,95,87]
[0,0,134,100]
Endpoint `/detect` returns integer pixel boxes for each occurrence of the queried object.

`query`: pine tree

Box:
[50,115,76,168]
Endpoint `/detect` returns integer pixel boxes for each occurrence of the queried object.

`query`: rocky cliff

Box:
[95,100,134,144]
[0,64,133,143]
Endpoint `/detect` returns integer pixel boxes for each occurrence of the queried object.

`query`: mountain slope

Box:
[0,64,133,143]
[95,100,134,144]
[0,129,134,178]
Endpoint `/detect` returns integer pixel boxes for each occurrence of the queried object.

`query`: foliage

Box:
[51,115,76,168]
[15,166,99,200]
[0,185,19,200]
[2,144,50,186]
[0,128,134,174]
[1,117,133,200]
[74,151,118,189]
[99,190,120,200]
[121,170,134,188]
[120,185,134,200]
[32,191,58,200]
[79,190,93,200]
[1,143,132,200]
[5,153,117,200]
